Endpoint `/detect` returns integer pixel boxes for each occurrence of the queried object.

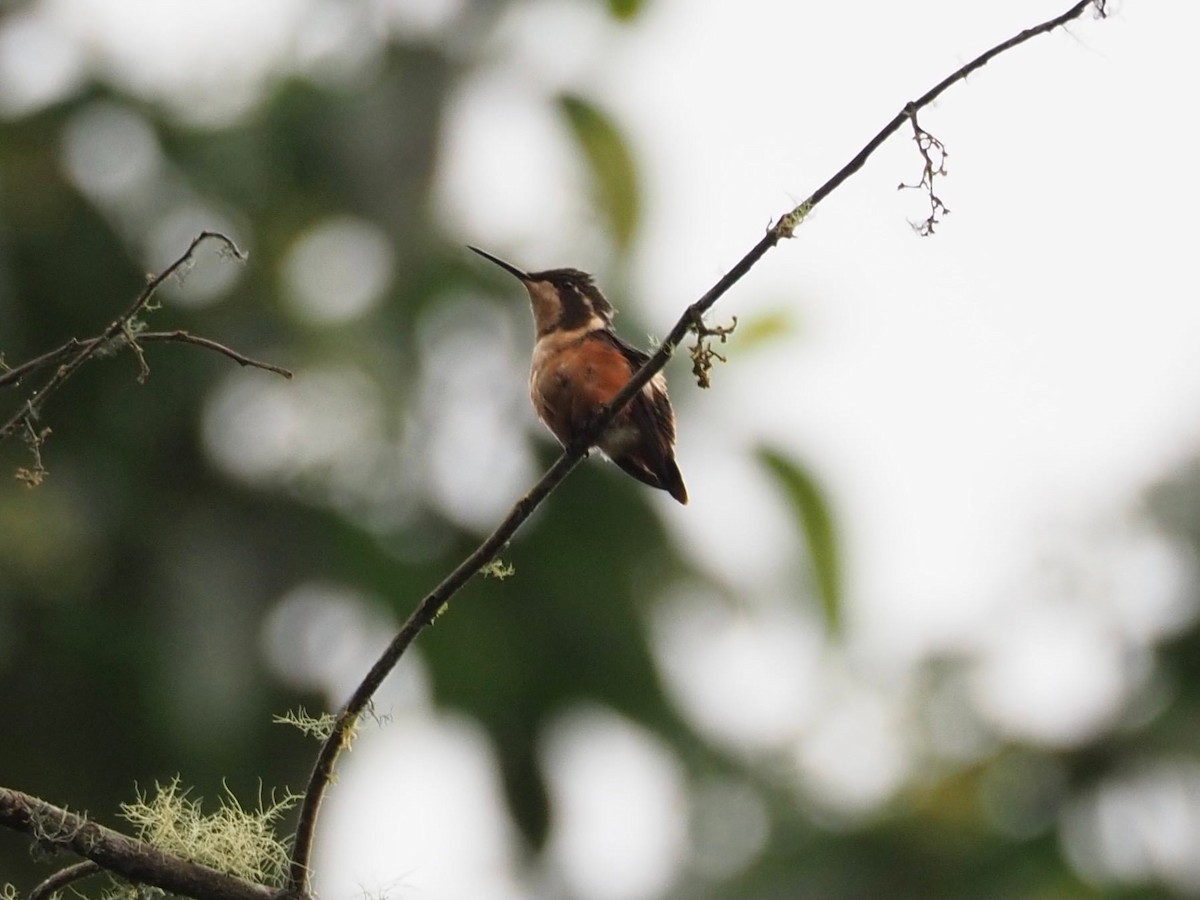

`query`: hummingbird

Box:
[469,246,688,505]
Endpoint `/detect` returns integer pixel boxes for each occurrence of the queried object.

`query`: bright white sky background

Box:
[3,0,1199,897]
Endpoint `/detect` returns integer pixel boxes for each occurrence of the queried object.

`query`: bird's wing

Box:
[587,330,678,459]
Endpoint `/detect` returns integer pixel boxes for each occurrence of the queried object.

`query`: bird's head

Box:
[469,246,615,337]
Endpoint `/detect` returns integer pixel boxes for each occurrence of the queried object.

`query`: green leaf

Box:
[605,0,645,19]
[558,94,640,251]
[735,310,796,351]
[758,446,842,633]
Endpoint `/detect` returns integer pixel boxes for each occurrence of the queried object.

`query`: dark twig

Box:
[0,788,275,900]
[0,330,292,391]
[15,416,51,487]
[0,231,247,445]
[28,861,102,900]
[123,319,151,384]
[688,313,737,389]
[898,105,950,236]
[0,341,86,389]
[286,2,1107,893]
[138,332,293,379]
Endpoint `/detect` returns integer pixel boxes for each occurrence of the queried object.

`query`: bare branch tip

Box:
[139,332,292,379]
[195,230,248,263]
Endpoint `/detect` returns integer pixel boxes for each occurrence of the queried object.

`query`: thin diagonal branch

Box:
[0,341,87,389]
[285,449,586,892]
[0,788,276,900]
[286,1,1107,893]
[604,0,1108,422]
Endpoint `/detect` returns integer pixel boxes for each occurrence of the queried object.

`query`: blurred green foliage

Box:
[606,0,646,22]
[758,447,842,634]
[559,93,642,253]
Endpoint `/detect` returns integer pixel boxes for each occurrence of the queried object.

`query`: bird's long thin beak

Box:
[468,245,529,281]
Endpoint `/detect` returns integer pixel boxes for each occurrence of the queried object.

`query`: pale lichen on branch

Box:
[482,558,517,579]
[772,200,814,240]
[119,778,299,887]
[272,709,341,742]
